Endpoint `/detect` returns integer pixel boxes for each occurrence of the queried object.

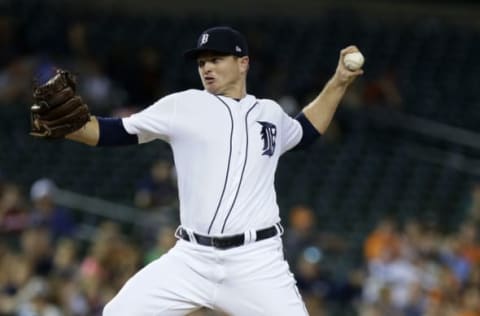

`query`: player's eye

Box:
[197,60,205,67]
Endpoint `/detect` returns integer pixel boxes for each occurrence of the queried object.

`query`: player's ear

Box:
[238,56,249,73]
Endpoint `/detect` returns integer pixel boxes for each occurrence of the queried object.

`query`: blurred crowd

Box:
[0,163,178,316]
[1,160,480,315]
[360,214,480,316]
[0,15,160,116]
[0,12,405,119]
[281,192,480,316]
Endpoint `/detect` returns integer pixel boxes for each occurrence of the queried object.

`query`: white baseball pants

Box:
[103,236,308,315]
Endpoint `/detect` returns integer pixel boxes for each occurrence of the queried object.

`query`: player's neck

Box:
[224,91,247,100]
[222,82,247,100]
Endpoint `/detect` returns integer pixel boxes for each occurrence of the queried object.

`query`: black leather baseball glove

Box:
[30,69,90,139]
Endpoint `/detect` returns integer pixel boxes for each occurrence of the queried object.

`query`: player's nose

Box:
[203,60,216,71]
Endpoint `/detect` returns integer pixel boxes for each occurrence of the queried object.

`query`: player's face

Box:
[197,52,249,98]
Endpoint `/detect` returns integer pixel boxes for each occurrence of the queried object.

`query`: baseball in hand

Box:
[343,52,365,71]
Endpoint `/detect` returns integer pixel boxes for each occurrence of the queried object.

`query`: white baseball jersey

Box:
[123,89,303,236]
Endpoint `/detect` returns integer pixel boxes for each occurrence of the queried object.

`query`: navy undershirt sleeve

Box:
[292,112,321,150]
[97,117,138,147]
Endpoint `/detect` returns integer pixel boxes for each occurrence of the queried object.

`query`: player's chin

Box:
[204,85,219,94]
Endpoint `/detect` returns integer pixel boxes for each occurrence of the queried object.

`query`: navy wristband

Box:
[293,112,321,150]
[97,117,138,147]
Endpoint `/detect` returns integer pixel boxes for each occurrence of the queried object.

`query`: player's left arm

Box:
[301,45,364,134]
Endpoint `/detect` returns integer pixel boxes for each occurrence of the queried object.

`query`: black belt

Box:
[177,224,281,250]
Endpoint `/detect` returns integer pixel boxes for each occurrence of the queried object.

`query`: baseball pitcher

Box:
[30,26,363,315]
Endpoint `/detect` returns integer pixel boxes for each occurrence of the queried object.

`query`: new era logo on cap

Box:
[184,26,249,60]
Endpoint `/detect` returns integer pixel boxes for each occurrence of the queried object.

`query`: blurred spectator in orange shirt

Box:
[364,217,402,262]
[457,222,480,266]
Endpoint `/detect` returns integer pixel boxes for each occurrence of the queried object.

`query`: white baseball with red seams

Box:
[344,51,365,71]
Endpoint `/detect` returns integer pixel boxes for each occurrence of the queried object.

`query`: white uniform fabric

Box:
[103,238,308,316]
[103,89,308,315]
[123,89,302,235]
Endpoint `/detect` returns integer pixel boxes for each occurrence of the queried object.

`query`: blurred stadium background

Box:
[1,0,479,315]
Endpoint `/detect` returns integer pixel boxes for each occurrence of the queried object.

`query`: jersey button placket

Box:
[230,103,244,177]
[220,102,244,233]
[235,103,246,157]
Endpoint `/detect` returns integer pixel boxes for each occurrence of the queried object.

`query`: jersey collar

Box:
[215,93,256,106]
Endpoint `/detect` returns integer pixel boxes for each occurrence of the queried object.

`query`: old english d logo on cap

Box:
[200,33,209,45]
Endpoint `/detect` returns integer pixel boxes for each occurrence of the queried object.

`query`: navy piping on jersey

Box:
[97,117,138,146]
[221,101,258,233]
[207,96,234,234]
[293,112,321,150]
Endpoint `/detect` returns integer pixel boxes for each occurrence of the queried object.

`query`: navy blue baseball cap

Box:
[184,26,248,60]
